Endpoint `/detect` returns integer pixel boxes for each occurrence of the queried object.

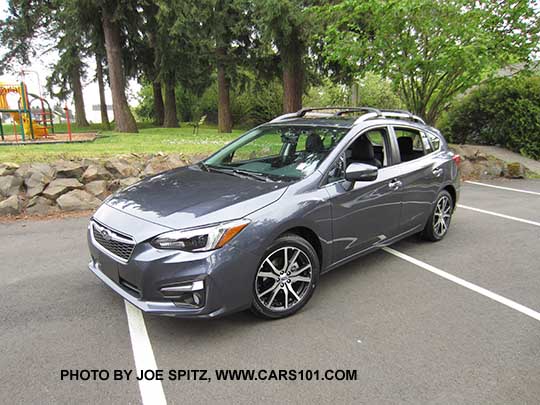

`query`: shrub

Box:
[443,75,540,159]
[352,73,404,109]
[303,73,404,110]
[303,77,350,107]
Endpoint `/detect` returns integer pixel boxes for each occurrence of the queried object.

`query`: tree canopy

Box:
[317,0,540,124]
[1,0,539,132]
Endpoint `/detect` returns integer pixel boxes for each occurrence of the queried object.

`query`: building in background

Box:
[89,103,113,123]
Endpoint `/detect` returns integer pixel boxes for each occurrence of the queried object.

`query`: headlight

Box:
[150,219,250,251]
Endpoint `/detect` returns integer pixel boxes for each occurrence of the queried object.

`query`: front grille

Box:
[92,221,135,262]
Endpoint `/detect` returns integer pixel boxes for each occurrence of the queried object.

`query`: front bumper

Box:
[88,259,214,316]
[87,208,260,318]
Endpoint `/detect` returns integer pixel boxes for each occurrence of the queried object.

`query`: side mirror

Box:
[345,162,378,182]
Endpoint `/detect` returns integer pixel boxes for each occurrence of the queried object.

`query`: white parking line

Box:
[465,180,540,196]
[457,204,540,227]
[124,301,167,405]
[383,247,540,322]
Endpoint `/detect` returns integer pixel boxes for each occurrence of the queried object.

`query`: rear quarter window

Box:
[427,132,442,151]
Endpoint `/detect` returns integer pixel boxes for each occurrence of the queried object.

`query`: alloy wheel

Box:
[255,246,313,312]
[433,195,452,237]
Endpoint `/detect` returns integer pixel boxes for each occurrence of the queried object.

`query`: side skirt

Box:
[322,224,423,274]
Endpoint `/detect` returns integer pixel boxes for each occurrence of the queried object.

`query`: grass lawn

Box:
[0,124,243,163]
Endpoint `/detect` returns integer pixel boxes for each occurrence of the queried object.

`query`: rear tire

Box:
[421,190,453,241]
[251,234,320,319]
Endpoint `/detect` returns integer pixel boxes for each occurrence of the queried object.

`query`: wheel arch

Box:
[442,184,457,208]
[278,226,324,270]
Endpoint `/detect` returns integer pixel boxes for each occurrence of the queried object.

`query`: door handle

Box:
[432,167,443,177]
[388,179,402,190]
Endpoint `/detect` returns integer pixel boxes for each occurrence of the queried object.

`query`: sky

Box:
[0,0,140,123]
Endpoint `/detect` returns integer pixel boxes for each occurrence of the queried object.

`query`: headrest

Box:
[397,137,414,153]
[305,133,324,153]
[351,136,374,161]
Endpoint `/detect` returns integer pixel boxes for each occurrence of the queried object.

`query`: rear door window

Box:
[394,127,430,162]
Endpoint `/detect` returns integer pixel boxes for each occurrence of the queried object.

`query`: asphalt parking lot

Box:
[1,179,539,404]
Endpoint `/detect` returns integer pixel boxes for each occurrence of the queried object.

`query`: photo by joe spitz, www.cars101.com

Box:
[87,107,460,319]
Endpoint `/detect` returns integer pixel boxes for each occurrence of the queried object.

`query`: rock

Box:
[85,180,109,200]
[28,163,56,179]
[54,160,85,178]
[25,174,49,197]
[0,175,23,197]
[0,162,19,176]
[57,190,101,211]
[505,162,527,178]
[142,154,186,177]
[472,150,488,161]
[105,158,140,178]
[14,163,31,178]
[459,160,476,179]
[108,177,140,193]
[81,158,99,168]
[24,164,55,197]
[26,196,59,215]
[124,157,145,173]
[120,177,140,188]
[82,164,112,183]
[0,195,22,215]
[478,158,505,178]
[42,178,83,200]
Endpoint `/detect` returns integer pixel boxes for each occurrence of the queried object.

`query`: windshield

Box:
[204,125,349,180]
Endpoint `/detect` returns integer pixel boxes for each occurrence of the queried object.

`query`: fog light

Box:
[160,280,205,308]
[193,292,202,305]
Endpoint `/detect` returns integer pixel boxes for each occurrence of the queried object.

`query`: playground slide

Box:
[9,112,48,138]
[1,82,51,139]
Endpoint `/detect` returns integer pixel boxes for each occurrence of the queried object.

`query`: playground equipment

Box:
[0,81,55,141]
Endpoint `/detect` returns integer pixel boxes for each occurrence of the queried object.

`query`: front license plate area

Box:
[94,252,120,283]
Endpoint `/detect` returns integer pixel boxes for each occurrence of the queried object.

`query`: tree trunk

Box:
[163,73,178,128]
[145,8,164,127]
[70,63,89,127]
[95,53,110,129]
[216,47,232,133]
[101,12,138,133]
[281,38,304,113]
[152,81,164,126]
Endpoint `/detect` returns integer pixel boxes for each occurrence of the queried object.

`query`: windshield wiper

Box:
[203,164,275,182]
[231,169,275,182]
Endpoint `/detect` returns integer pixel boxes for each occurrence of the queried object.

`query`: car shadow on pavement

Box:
[143,245,410,339]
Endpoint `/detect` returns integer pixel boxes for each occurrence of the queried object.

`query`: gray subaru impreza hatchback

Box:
[88,107,460,319]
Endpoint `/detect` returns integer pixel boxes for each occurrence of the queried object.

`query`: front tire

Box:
[421,190,454,241]
[251,234,320,319]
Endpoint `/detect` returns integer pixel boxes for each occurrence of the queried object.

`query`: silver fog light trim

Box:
[160,280,204,293]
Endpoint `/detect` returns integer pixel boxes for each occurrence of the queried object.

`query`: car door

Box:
[390,125,442,233]
[322,126,402,266]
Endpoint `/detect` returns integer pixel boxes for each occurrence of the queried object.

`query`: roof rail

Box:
[354,109,426,125]
[333,107,382,116]
[270,106,382,123]
[269,106,426,125]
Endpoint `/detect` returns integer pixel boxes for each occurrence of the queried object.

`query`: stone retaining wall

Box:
[0,148,531,217]
[449,145,529,179]
[0,154,191,217]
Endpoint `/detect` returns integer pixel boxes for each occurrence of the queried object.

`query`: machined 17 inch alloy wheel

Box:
[252,234,320,319]
[421,190,454,241]
[433,195,452,237]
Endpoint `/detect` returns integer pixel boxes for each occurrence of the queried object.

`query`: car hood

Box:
[105,165,288,229]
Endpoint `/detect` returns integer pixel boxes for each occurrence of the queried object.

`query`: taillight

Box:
[452,154,461,167]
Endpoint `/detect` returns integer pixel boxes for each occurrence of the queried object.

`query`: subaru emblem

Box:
[101,229,112,241]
